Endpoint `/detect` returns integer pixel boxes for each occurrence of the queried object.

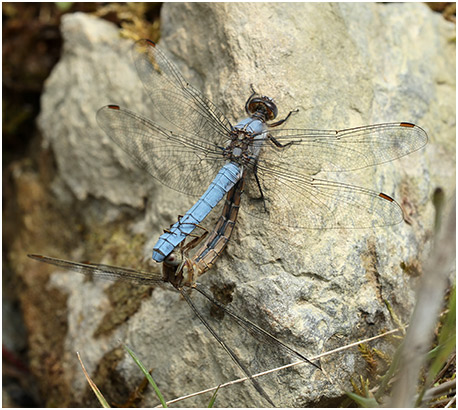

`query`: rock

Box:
[29,3,454,407]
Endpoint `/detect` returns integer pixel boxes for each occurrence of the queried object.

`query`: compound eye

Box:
[247,100,260,114]
[165,252,181,267]
[264,100,278,120]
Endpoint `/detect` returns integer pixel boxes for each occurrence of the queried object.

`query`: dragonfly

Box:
[28,176,320,406]
[96,39,428,263]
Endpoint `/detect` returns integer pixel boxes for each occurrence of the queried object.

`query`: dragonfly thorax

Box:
[224,123,265,166]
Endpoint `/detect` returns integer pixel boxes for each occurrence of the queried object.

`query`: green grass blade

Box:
[346,391,379,407]
[207,385,220,407]
[77,352,111,408]
[123,344,168,408]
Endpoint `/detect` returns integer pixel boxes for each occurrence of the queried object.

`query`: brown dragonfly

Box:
[28,174,320,406]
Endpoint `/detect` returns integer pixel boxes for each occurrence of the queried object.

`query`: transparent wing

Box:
[133,39,233,144]
[265,122,428,173]
[181,284,319,406]
[29,253,318,405]
[101,38,428,229]
[194,285,319,370]
[27,254,165,286]
[240,122,426,228]
[243,167,404,229]
[97,105,227,196]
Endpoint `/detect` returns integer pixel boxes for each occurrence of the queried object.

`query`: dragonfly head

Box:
[162,250,197,288]
[162,250,183,287]
[245,94,278,121]
[164,250,182,268]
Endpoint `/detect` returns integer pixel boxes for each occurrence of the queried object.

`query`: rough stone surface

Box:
[28,3,455,407]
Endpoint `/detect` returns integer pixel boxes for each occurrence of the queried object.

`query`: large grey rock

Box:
[37,3,455,407]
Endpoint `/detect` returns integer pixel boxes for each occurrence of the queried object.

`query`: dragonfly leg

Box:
[267,109,300,148]
[267,133,296,149]
[162,215,185,234]
[268,107,299,128]
[253,164,268,213]
[174,215,209,238]
[181,228,209,253]
[187,223,209,238]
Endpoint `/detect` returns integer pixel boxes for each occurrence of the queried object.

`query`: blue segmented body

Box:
[153,162,243,261]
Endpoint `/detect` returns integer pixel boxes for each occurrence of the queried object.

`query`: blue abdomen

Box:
[153,162,242,262]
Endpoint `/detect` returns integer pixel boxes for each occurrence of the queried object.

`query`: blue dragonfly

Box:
[96,39,428,263]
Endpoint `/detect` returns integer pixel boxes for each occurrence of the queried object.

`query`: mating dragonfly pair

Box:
[29,39,427,405]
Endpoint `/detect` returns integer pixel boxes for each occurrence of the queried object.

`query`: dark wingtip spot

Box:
[107,105,120,110]
[400,122,415,128]
[145,39,156,47]
[379,192,394,202]
[28,254,42,259]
